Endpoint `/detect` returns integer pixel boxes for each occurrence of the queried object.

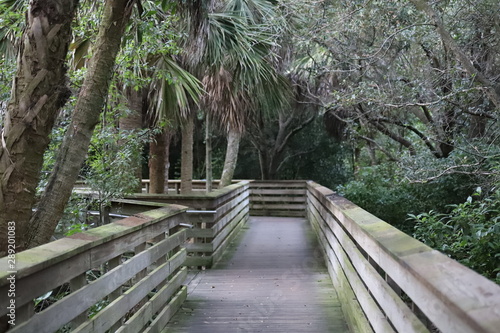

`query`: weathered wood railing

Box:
[249,180,307,217]
[3,179,499,333]
[120,181,250,268]
[140,179,243,194]
[307,181,500,333]
[0,205,189,333]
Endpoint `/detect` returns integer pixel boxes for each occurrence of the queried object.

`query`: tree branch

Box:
[408,0,500,107]
[408,161,497,184]
[354,133,399,162]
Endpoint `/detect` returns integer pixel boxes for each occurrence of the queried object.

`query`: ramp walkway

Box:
[165,216,349,332]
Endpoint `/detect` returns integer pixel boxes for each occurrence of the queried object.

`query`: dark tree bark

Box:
[149,128,174,194]
[163,130,173,193]
[205,113,213,192]
[0,0,79,255]
[27,0,136,249]
[180,114,194,194]
[149,130,166,194]
[121,87,145,192]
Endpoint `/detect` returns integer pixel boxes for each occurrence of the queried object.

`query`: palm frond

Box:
[148,55,203,126]
[0,0,27,60]
[198,0,292,132]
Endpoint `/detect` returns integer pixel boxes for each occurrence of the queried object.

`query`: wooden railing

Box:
[3,180,499,333]
[121,181,250,268]
[0,205,189,333]
[307,181,500,333]
[140,179,244,194]
[249,180,307,217]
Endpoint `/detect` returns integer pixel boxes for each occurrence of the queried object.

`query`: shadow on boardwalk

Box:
[164,216,349,332]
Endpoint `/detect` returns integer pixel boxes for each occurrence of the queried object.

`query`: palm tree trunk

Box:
[163,130,173,193]
[0,0,79,254]
[219,129,241,188]
[149,130,166,193]
[27,0,134,249]
[121,87,144,192]
[180,114,194,194]
[205,113,213,192]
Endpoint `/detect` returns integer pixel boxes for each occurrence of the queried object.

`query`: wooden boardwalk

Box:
[164,216,349,332]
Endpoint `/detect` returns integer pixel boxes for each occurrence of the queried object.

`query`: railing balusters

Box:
[69,273,88,329]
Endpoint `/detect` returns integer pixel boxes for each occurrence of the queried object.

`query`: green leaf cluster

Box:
[337,163,472,234]
[410,189,500,284]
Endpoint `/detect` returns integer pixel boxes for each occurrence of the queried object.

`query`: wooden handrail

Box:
[249,180,307,217]
[140,179,244,194]
[0,205,189,333]
[3,180,499,333]
[123,181,251,267]
[307,181,500,333]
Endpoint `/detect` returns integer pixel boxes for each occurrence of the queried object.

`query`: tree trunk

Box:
[219,129,241,188]
[205,113,213,192]
[180,114,194,194]
[258,149,271,180]
[149,130,166,193]
[27,0,134,249]
[163,130,173,193]
[0,0,79,255]
[121,87,144,192]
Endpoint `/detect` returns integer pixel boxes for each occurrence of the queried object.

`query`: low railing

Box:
[0,205,189,333]
[249,180,307,217]
[307,181,500,333]
[121,181,250,268]
[140,179,244,194]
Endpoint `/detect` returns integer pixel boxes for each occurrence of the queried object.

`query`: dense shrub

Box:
[410,190,500,284]
[337,163,472,234]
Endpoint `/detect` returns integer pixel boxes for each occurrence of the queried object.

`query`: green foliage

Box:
[0,0,25,58]
[84,115,151,216]
[118,3,181,91]
[410,189,500,284]
[278,118,352,188]
[337,163,472,234]
[65,223,89,236]
[0,0,23,126]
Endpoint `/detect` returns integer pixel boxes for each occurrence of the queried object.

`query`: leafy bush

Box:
[337,163,472,234]
[410,189,500,284]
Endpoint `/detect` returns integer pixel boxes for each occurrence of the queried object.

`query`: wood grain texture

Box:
[249,181,307,218]
[307,181,500,333]
[164,216,349,333]
[308,191,428,333]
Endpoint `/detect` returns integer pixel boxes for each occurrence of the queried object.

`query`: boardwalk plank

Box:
[164,216,349,332]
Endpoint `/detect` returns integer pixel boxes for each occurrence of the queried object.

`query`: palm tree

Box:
[63,1,204,196]
[146,55,203,194]
[158,0,291,193]
[201,0,291,188]
[0,0,79,253]
[115,2,203,194]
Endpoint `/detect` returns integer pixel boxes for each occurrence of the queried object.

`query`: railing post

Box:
[69,273,88,329]
[108,255,122,332]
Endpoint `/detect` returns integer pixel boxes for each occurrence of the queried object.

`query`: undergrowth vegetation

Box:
[339,159,500,283]
[410,190,500,284]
